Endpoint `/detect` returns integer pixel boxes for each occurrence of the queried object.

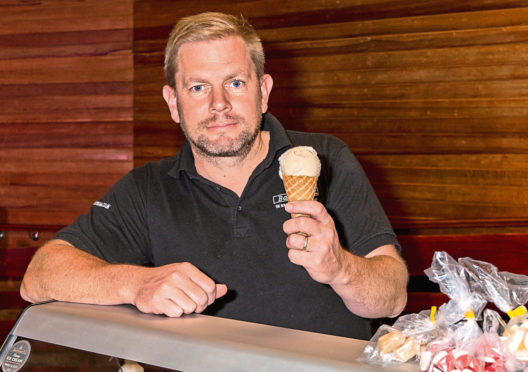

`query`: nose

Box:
[210,86,231,113]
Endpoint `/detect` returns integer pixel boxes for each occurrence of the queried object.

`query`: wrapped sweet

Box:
[363,251,486,369]
[419,251,488,371]
[471,332,512,372]
[377,329,407,354]
[361,251,528,371]
[361,310,438,365]
[503,320,528,362]
[460,257,528,365]
[419,328,491,372]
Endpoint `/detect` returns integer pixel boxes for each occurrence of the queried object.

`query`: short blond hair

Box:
[164,12,265,88]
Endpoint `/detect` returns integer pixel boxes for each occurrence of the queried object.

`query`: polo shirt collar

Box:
[168,112,293,179]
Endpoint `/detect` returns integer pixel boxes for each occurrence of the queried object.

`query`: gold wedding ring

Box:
[303,235,309,250]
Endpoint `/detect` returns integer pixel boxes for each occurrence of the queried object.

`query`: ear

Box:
[259,74,273,113]
[162,85,181,123]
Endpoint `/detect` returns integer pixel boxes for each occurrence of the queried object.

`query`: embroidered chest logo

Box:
[272,188,319,210]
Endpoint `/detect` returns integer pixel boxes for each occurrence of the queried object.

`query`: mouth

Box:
[205,121,237,131]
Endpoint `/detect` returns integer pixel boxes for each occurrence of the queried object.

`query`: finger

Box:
[285,200,320,217]
[286,233,310,251]
[215,283,228,299]
[287,247,309,266]
[168,287,200,314]
[176,280,211,313]
[168,281,227,314]
[184,267,227,308]
[157,301,184,318]
[286,201,330,224]
[195,283,227,312]
[179,263,220,306]
[283,214,314,236]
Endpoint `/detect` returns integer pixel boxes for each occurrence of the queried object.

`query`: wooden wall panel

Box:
[134,0,528,233]
[0,0,134,226]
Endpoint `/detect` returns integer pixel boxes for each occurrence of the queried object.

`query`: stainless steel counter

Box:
[1,301,419,371]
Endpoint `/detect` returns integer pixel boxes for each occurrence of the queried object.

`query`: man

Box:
[20,12,408,340]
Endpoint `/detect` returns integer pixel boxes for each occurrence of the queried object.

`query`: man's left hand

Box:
[283,200,346,285]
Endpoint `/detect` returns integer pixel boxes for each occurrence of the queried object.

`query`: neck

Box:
[193,131,270,196]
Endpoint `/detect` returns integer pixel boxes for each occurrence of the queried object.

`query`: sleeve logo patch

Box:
[93,201,112,210]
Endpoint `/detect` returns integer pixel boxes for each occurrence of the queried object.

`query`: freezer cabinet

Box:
[0,301,417,371]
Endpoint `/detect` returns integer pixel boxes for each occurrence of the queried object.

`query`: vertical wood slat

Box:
[134,1,528,232]
[0,0,134,227]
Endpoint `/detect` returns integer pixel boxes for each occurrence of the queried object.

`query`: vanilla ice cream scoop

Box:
[279,146,321,217]
[278,146,321,179]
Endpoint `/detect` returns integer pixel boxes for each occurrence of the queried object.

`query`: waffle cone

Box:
[282,175,317,218]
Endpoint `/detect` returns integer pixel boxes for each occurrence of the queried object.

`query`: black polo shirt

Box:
[56,112,399,339]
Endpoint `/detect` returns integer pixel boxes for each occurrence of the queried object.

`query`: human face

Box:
[163,36,273,158]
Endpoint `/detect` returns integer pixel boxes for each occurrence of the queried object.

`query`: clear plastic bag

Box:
[460,257,528,366]
[425,251,487,326]
[459,258,527,316]
[360,310,438,365]
[362,251,528,371]
[419,252,488,371]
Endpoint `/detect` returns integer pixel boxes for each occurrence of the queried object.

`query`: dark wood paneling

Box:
[134,1,528,232]
[0,225,60,337]
[400,233,528,314]
[0,0,134,336]
[0,0,134,226]
[399,233,528,276]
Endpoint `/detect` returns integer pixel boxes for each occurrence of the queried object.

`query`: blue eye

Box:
[230,80,244,88]
[190,85,204,93]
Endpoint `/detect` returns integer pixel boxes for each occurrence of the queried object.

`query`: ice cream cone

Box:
[282,175,317,218]
[279,146,321,218]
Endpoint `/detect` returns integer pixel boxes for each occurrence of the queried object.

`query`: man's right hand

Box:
[132,262,228,317]
[20,240,227,318]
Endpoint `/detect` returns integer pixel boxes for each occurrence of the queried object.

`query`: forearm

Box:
[20,240,145,305]
[330,248,408,319]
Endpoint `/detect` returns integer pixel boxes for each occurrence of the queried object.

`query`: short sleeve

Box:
[323,142,400,256]
[55,171,151,265]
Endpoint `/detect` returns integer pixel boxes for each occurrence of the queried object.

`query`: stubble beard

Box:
[177,101,263,159]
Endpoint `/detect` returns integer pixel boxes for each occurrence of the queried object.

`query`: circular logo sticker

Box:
[2,340,31,372]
